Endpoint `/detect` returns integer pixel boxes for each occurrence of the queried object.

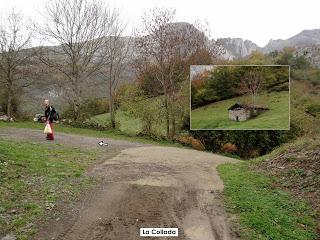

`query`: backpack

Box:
[50,107,59,121]
[53,111,59,121]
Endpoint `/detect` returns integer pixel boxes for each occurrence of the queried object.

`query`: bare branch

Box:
[36,0,117,119]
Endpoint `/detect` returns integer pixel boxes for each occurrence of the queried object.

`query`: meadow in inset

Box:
[190,65,290,130]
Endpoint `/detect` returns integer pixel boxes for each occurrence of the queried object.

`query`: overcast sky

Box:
[1,0,319,47]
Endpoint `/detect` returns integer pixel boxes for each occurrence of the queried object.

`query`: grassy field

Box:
[90,110,167,137]
[191,91,290,130]
[0,140,97,240]
[91,111,142,136]
[218,161,318,240]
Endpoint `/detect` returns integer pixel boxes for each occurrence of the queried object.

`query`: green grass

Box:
[0,121,181,148]
[191,91,290,130]
[0,140,98,240]
[91,110,142,136]
[90,110,167,137]
[218,161,318,240]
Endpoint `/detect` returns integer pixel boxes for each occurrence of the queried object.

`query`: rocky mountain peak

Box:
[217,38,260,59]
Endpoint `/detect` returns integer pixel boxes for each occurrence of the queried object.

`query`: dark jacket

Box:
[45,106,56,123]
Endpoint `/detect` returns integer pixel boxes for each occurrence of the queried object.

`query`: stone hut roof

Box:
[228,103,269,111]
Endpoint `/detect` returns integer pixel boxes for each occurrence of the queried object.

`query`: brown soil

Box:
[0,128,239,240]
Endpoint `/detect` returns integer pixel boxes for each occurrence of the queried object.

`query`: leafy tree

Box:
[118,84,162,136]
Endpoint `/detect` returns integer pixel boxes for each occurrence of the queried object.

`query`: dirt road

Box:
[0,128,239,240]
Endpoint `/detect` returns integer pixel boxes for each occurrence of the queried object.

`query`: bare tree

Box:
[135,7,223,138]
[37,0,116,119]
[0,10,33,118]
[238,70,264,107]
[100,14,131,128]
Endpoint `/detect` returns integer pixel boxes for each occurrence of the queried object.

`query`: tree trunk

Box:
[71,76,82,120]
[73,101,80,120]
[6,72,13,118]
[6,91,12,118]
[72,92,82,120]
[252,93,255,106]
[171,113,176,140]
[169,94,176,140]
[110,93,116,129]
[164,95,170,139]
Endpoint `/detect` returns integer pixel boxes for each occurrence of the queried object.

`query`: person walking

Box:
[43,99,57,140]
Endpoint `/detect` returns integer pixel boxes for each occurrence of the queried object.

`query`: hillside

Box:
[259,137,320,219]
[191,91,290,130]
[15,22,225,115]
[10,25,320,116]
[218,137,320,239]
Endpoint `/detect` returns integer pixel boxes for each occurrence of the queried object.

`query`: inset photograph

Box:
[190,65,290,130]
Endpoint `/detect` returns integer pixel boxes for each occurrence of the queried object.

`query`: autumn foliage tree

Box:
[135,7,223,139]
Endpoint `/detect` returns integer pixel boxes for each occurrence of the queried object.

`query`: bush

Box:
[291,69,320,85]
[190,129,299,159]
[174,135,205,151]
[63,97,109,119]
[81,97,109,116]
[221,143,237,153]
[118,84,163,137]
[66,119,114,131]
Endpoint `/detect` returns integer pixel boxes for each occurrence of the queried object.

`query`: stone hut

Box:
[228,103,269,121]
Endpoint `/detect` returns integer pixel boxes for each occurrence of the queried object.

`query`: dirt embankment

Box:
[258,138,320,234]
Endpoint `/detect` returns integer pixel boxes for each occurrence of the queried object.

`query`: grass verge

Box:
[218,161,318,240]
[0,140,98,240]
[0,121,182,148]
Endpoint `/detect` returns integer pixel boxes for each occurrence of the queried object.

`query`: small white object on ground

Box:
[98,141,108,146]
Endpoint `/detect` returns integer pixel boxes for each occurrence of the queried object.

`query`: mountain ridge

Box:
[219,28,320,59]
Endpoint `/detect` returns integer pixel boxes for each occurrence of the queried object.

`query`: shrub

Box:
[66,119,114,131]
[80,97,109,116]
[190,129,299,159]
[174,135,205,151]
[221,143,237,153]
[118,84,163,137]
[63,97,109,119]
